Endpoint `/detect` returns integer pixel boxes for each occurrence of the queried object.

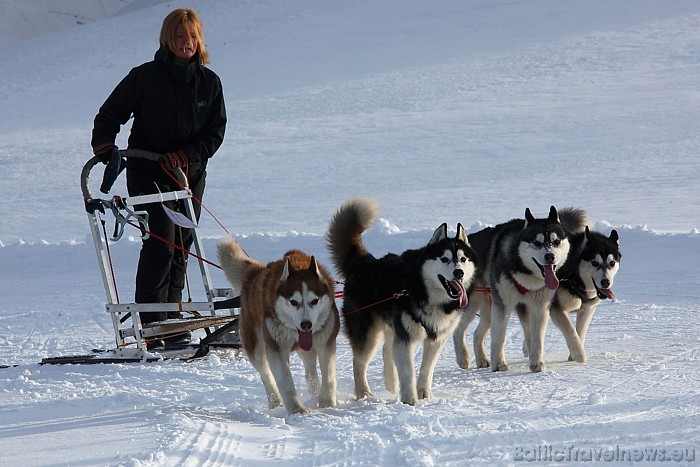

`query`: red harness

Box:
[510,275,529,295]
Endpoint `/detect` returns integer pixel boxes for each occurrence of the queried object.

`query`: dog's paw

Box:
[476,358,491,369]
[454,346,470,369]
[318,398,336,408]
[492,361,510,372]
[568,344,587,363]
[319,392,337,408]
[266,393,283,409]
[568,351,587,364]
[290,405,312,415]
[383,370,398,393]
[400,387,419,405]
[522,340,530,357]
[417,388,432,400]
[356,389,374,400]
[401,395,418,406]
[529,360,546,373]
[455,353,471,369]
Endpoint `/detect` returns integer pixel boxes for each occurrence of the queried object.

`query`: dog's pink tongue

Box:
[298,330,313,351]
[601,288,615,301]
[450,280,468,308]
[544,265,559,290]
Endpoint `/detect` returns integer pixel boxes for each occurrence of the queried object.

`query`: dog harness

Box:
[510,274,529,294]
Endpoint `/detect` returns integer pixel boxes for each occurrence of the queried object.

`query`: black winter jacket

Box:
[91,45,226,173]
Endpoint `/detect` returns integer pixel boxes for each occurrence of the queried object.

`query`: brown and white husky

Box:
[217,238,340,414]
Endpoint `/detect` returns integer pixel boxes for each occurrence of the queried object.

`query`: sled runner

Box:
[42,151,241,365]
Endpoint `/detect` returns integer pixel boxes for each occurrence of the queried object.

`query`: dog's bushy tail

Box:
[558,207,588,234]
[326,196,380,278]
[216,237,263,293]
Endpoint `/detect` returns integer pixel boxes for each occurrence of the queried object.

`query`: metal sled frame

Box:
[56,154,241,364]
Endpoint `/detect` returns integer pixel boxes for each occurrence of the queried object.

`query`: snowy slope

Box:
[0,0,135,46]
[0,1,699,466]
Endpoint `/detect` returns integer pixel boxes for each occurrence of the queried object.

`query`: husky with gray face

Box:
[453,206,584,373]
[327,196,477,405]
[540,226,621,363]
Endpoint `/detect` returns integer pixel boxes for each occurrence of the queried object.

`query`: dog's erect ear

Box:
[581,225,590,249]
[548,205,560,223]
[429,222,448,244]
[308,256,320,276]
[524,208,534,227]
[609,229,619,246]
[456,223,469,245]
[280,258,291,283]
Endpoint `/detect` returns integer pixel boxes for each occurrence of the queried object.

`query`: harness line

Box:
[118,211,222,270]
[160,162,232,236]
[341,290,409,317]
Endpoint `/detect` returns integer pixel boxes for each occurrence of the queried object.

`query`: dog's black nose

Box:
[300,320,312,331]
[453,269,464,279]
[600,279,610,288]
[544,253,555,264]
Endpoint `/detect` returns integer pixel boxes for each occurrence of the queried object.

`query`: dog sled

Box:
[41,150,241,365]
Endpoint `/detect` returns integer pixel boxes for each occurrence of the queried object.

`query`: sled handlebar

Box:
[81,149,188,202]
[81,155,102,201]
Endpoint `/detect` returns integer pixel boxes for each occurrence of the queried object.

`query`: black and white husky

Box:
[541,226,621,363]
[453,206,584,373]
[327,196,477,405]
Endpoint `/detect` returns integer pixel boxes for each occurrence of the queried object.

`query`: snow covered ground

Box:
[0,0,699,465]
[0,0,135,46]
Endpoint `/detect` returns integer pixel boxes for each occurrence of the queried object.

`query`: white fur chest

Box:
[555,287,583,313]
[417,305,462,339]
[265,317,298,348]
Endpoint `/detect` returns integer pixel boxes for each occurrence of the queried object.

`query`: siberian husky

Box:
[217,238,340,414]
[542,226,621,363]
[327,196,477,405]
[452,207,585,373]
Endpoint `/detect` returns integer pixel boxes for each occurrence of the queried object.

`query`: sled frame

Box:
[82,155,239,359]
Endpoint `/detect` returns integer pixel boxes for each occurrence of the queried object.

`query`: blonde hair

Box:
[159,8,210,65]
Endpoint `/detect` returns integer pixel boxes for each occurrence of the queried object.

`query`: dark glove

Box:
[99,147,125,194]
[94,143,116,165]
[160,149,189,170]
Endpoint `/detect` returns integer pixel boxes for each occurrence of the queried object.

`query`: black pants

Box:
[126,161,206,324]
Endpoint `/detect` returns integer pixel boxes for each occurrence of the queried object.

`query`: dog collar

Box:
[570,279,597,301]
[580,288,597,301]
[510,275,529,295]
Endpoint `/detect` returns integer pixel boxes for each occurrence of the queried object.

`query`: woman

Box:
[91,8,227,348]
